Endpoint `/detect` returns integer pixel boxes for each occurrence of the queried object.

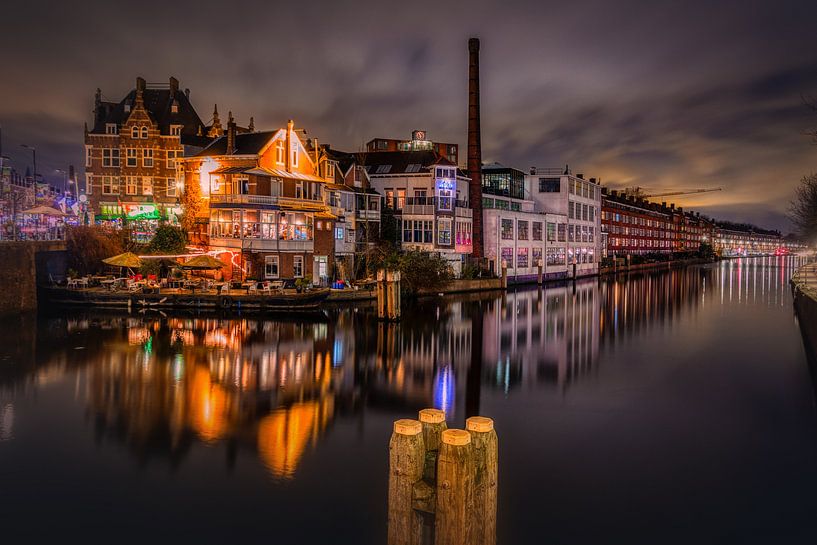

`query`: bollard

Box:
[467,417,498,545]
[435,429,474,545]
[389,419,425,545]
[377,269,387,320]
[419,408,447,482]
[387,270,402,321]
[537,258,543,285]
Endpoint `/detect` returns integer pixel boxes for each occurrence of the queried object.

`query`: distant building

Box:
[601,190,679,256]
[366,131,459,165]
[525,167,602,277]
[361,149,473,274]
[84,76,213,239]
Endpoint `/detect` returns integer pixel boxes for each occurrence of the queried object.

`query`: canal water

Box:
[1,257,816,543]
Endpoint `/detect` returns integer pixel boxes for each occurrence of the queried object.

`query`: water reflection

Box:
[0,257,807,482]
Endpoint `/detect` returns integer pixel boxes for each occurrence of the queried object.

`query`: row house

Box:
[481,163,569,281]
[318,147,381,280]
[179,120,338,283]
[84,77,214,239]
[601,189,718,257]
[525,167,602,277]
[361,150,473,274]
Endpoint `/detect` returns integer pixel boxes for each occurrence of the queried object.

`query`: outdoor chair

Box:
[248,284,259,295]
[219,284,229,295]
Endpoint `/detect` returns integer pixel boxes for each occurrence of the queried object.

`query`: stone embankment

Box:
[0,241,67,317]
[791,262,817,360]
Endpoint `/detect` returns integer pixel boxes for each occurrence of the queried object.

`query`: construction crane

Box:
[622,186,722,199]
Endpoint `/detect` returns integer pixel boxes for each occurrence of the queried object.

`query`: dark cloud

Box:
[1,0,816,232]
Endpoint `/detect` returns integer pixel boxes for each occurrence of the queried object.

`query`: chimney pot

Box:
[185,88,190,98]
[577,173,584,179]
[136,77,146,92]
[169,76,179,93]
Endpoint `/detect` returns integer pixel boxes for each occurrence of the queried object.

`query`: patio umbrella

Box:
[103,252,143,269]
[181,255,225,270]
[21,205,67,216]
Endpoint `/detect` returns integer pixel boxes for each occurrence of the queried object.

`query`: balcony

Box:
[403,204,434,216]
[356,209,380,221]
[209,235,314,252]
[455,207,473,218]
[210,194,278,206]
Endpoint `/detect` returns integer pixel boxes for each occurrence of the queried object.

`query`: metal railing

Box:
[210,194,278,205]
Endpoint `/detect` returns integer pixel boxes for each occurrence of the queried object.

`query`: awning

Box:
[211,165,253,174]
[245,166,326,183]
[315,211,337,220]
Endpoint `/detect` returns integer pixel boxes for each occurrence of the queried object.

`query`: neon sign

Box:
[436,179,454,191]
[124,204,160,220]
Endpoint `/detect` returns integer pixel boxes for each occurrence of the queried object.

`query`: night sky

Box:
[2,0,816,232]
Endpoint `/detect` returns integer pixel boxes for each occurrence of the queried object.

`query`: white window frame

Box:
[170,125,182,136]
[105,124,118,135]
[293,255,304,278]
[125,176,138,195]
[140,126,148,139]
[167,150,178,169]
[86,174,93,195]
[85,146,92,167]
[167,177,177,197]
[275,140,285,164]
[264,255,279,279]
[102,148,120,167]
[142,176,153,195]
[126,148,137,167]
[102,176,119,195]
[291,141,299,168]
[142,148,154,168]
[131,126,139,139]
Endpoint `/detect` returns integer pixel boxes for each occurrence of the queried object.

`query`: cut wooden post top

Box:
[419,408,446,424]
[393,419,422,435]
[441,429,471,446]
[466,416,494,433]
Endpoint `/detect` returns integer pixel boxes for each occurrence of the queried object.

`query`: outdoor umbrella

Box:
[102,252,143,276]
[181,255,225,270]
[21,205,66,216]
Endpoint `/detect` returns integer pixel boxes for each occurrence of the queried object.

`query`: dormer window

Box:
[171,102,179,114]
[170,125,182,136]
[140,126,148,139]
[124,104,131,113]
[291,142,299,168]
[105,124,118,135]
[131,126,139,139]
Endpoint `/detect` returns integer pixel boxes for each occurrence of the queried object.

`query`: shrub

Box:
[398,250,453,296]
[148,225,187,255]
[66,226,125,276]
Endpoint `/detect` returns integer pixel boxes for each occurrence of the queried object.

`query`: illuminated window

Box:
[102,176,118,195]
[167,178,177,197]
[438,218,452,245]
[293,255,304,278]
[326,162,335,180]
[125,177,138,195]
[335,227,344,240]
[142,176,153,195]
[170,125,182,136]
[291,142,299,168]
[532,222,542,241]
[517,220,529,240]
[501,219,513,240]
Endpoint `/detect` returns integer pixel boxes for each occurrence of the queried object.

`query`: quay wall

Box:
[0,241,67,317]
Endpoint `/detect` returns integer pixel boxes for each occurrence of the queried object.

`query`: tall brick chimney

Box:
[467,37,484,258]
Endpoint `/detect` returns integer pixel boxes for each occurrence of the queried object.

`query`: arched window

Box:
[140,126,148,139]
[131,126,139,139]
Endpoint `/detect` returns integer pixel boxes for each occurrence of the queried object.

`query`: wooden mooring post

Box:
[378,269,401,321]
[388,410,498,545]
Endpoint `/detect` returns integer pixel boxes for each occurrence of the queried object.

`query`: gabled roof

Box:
[355,150,457,176]
[194,131,278,157]
[91,87,206,136]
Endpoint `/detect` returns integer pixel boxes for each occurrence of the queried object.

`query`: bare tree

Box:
[789,173,817,240]
[802,94,817,142]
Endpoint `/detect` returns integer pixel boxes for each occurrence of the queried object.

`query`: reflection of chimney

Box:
[467,37,484,258]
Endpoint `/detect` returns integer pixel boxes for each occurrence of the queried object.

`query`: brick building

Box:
[84,76,213,240]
